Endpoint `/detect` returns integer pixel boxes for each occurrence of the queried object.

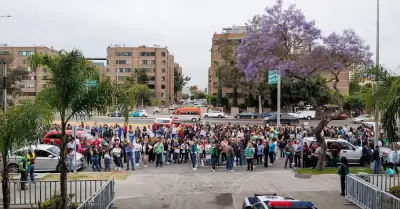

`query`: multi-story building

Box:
[105,45,177,106]
[208,26,247,104]
[0,45,58,100]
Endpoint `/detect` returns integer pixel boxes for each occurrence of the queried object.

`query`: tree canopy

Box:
[174,70,190,100]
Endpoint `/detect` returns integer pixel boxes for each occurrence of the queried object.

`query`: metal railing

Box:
[346,174,400,209]
[358,174,400,192]
[1,180,108,206]
[77,179,115,209]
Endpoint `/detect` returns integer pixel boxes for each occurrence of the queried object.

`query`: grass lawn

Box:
[296,167,373,175]
[42,172,129,181]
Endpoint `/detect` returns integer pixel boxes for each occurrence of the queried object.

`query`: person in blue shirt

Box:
[268,139,276,165]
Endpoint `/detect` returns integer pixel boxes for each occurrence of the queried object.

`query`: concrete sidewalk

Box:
[113,170,359,209]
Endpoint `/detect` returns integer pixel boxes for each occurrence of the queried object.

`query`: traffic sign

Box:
[87,80,98,87]
[268,70,278,84]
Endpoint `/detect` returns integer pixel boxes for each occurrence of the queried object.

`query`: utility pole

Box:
[277,70,281,130]
[3,62,7,114]
[373,0,380,146]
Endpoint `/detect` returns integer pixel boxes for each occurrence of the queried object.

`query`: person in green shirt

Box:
[154,138,164,168]
[19,152,28,190]
[244,142,254,171]
[210,143,217,172]
[338,156,350,196]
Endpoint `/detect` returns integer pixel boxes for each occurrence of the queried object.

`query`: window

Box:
[116,52,132,56]
[42,68,48,73]
[27,67,31,72]
[161,101,166,105]
[118,76,128,81]
[35,150,51,158]
[213,61,219,66]
[107,51,111,56]
[18,51,34,56]
[161,68,166,73]
[161,52,166,57]
[161,92,166,97]
[0,51,11,55]
[149,76,155,81]
[340,142,353,150]
[14,150,27,156]
[24,83,35,88]
[147,84,155,89]
[161,84,166,89]
[107,60,110,65]
[252,203,266,209]
[144,68,155,73]
[140,60,156,65]
[20,92,36,96]
[119,68,124,73]
[162,60,166,64]
[161,76,166,81]
[140,52,156,56]
[116,60,130,64]
[106,68,110,72]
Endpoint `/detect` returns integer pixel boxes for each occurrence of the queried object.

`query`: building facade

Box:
[0,46,58,100]
[105,46,177,106]
[208,26,247,104]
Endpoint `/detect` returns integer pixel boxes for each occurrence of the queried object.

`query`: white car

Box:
[203,111,226,118]
[352,115,374,124]
[169,104,178,110]
[303,137,363,166]
[1,144,85,173]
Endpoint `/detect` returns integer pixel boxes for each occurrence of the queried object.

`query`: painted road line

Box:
[53,121,151,127]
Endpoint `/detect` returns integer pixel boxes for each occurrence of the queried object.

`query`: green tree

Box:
[194,91,206,99]
[128,84,154,108]
[125,68,149,85]
[0,64,30,106]
[173,69,190,101]
[0,101,52,209]
[28,50,126,209]
[189,85,198,95]
[343,94,365,113]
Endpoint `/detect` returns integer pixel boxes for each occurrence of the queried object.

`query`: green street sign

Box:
[268,70,278,84]
[87,80,98,87]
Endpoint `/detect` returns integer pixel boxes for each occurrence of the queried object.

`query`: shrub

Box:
[389,185,400,198]
[39,193,79,209]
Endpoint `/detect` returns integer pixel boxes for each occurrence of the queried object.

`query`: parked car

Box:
[153,117,182,128]
[303,137,363,167]
[288,110,316,120]
[352,114,373,124]
[169,104,178,110]
[203,110,226,118]
[263,114,300,125]
[108,111,122,117]
[234,112,259,119]
[1,144,85,173]
[42,130,102,146]
[332,113,348,120]
[242,193,316,209]
[130,110,148,117]
[259,112,276,118]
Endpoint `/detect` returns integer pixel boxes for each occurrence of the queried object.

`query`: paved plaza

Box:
[113,166,359,209]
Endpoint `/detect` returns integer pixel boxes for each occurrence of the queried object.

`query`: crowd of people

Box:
[51,120,396,174]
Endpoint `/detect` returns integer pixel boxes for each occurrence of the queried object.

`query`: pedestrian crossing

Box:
[53,120,151,127]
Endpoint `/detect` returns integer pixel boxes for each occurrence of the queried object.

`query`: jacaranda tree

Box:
[237,0,372,170]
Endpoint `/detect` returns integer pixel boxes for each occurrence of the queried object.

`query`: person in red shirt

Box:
[123,124,128,139]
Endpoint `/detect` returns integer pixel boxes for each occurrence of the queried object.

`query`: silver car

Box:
[1,144,85,173]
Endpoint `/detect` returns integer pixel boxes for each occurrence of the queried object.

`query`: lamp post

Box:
[373,0,380,146]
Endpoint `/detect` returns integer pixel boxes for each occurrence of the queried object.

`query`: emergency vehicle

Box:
[242,193,317,209]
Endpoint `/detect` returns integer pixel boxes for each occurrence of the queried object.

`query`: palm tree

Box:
[0,101,52,209]
[28,49,128,209]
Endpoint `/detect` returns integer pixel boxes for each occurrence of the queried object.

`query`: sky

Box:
[1,0,398,89]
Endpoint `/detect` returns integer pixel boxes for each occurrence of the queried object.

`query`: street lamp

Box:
[373,0,380,146]
[1,15,11,114]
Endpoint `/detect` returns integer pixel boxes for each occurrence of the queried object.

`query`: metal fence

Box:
[1,179,108,206]
[359,174,400,192]
[77,179,115,209]
[346,174,400,209]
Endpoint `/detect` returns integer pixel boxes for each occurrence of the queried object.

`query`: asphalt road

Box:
[53,115,359,127]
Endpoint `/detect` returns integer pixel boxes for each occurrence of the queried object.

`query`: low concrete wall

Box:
[231,107,239,115]
[247,107,256,113]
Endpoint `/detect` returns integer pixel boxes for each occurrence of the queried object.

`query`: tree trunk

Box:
[59,114,68,209]
[232,85,238,107]
[1,153,10,209]
[258,95,263,114]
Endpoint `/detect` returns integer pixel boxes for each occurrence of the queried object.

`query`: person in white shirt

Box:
[133,141,142,167]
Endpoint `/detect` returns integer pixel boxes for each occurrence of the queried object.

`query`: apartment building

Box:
[105,46,176,106]
[0,45,58,99]
[208,26,247,104]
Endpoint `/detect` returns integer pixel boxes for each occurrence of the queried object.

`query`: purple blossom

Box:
[236,0,372,81]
